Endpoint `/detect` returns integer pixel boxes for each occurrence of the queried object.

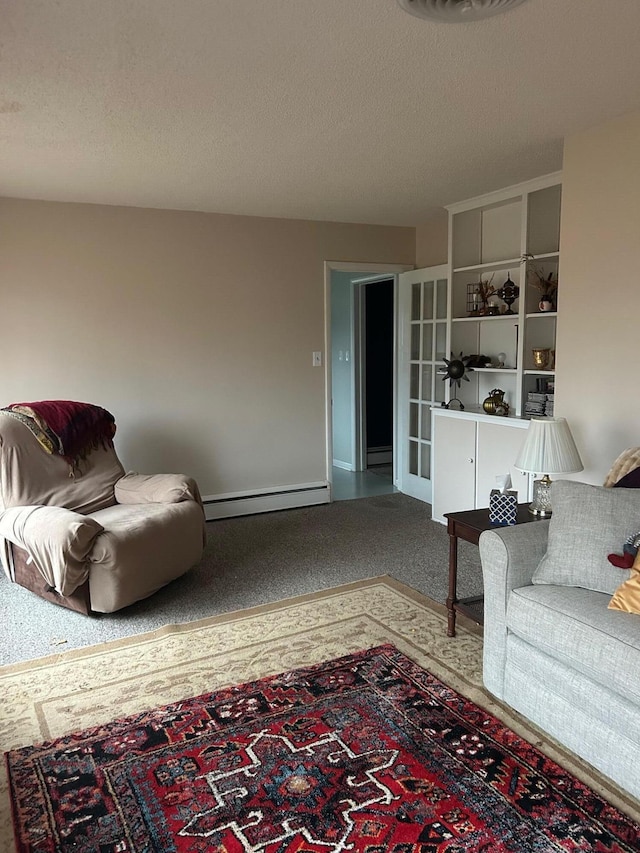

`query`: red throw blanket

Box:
[4,400,116,467]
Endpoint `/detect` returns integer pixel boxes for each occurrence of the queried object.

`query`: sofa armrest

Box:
[115,473,203,509]
[0,505,104,597]
[479,520,550,699]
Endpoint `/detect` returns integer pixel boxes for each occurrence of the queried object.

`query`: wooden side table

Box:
[444,504,538,637]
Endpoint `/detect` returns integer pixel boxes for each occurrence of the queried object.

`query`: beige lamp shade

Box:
[515,417,583,476]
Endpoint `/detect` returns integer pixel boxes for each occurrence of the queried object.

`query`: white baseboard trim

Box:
[332,459,354,471]
[202,482,330,520]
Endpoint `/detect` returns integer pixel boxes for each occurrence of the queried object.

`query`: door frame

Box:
[323,261,413,497]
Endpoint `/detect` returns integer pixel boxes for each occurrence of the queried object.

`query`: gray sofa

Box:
[479,479,640,800]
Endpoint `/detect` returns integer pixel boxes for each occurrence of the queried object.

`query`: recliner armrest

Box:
[115,472,203,508]
[0,505,104,597]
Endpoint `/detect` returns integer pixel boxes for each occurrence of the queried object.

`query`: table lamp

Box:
[514,417,583,517]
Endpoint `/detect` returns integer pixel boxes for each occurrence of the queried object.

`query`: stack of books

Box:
[524,390,555,417]
[545,393,555,417]
[525,391,546,417]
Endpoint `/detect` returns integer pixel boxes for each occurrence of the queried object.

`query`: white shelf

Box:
[453,257,522,274]
[526,311,557,320]
[473,367,518,374]
[523,369,556,376]
[524,251,559,261]
[452,314,520,323]
[432,404,529,425]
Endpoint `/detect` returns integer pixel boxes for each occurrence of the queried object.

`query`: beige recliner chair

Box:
[0,403,206,614]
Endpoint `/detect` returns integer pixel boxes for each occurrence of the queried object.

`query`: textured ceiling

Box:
[2,0,640,226]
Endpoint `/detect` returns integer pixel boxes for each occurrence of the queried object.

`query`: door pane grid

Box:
[411,283,422,321]
[400,265,448,501]
[407,278,440,479]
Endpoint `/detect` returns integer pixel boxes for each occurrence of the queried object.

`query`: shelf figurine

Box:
[496,273,519,314]
[439,352,473,411]
[521,254,557,311]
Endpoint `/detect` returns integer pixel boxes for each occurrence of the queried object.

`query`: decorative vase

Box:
[532,348,551,370]
[539,296,554,312]
[483,388,509,416]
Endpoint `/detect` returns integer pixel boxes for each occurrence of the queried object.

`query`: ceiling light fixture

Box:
[396,0,529,23]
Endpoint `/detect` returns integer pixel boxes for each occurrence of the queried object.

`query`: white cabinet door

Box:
[432,412,532,523]
[432,414,476,521]
[476,420,531,507]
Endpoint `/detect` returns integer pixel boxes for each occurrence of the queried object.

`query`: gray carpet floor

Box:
[0,493,484,665]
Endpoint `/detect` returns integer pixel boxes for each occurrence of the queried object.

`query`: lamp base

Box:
[528,474,553,517]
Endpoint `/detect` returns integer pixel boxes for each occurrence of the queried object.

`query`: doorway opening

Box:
[361,276,394,466]
[325,263,411,501]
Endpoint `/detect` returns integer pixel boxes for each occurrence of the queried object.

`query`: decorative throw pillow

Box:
[532,480,640,594]
[609,550,640,614]
[613,467,640,488]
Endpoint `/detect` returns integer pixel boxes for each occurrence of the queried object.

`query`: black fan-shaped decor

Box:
[440,352,473,410]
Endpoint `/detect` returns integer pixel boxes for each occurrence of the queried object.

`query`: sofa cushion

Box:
[532,480,639,594]
[87,501,205,612]
[503,634,640,793]
[507,583,640,707]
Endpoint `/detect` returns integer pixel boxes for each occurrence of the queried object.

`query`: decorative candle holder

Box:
[532,348,551,370]
[496,274,519,315]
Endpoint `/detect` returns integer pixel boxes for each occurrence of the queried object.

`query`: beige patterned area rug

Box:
[1,575,638,850]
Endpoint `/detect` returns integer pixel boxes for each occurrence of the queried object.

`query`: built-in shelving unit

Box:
[430,173,562,520]
[445,172,561,417]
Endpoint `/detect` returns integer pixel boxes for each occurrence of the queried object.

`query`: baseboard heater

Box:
[202,482,330,520]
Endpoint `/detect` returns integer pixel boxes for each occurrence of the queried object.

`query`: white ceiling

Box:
[2,0,640,226]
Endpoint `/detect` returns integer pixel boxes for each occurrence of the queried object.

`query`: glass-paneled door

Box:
[397,265,448,503]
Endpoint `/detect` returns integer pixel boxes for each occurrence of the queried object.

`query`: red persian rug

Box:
[6,644,639,852]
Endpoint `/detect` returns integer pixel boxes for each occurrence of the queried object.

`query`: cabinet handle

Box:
[468,457,474,463]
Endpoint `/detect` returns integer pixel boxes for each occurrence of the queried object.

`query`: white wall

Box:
[416,209,448,268]
[0,199,415,498]
[556,109,640,483]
